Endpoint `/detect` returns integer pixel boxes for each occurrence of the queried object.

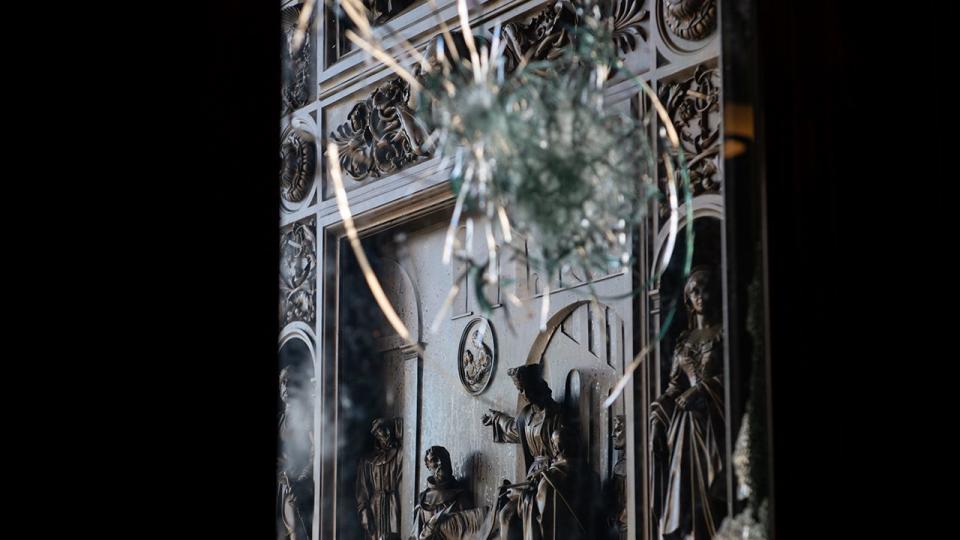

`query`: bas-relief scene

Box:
[332,208,638,540]
[322,215,730,540]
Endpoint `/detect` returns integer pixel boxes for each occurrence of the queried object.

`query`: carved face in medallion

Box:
[458,319,497,395]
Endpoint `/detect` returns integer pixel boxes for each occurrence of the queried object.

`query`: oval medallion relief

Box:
[458,318,497,395]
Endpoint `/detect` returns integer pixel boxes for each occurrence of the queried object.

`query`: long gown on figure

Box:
[650,325,726,539]
[356,439,402,540]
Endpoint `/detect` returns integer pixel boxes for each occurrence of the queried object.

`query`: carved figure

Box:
[412,446,486,540]
[357,418,403,540]
[278,366,314,540]
[479,364,586,540]
[606,415,627,540]
[650,267,726,538]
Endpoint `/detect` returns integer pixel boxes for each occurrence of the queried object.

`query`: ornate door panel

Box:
[276,1,766,540]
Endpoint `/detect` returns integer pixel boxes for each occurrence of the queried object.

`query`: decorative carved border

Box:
[657,62,721,218]
[327,0,651,183]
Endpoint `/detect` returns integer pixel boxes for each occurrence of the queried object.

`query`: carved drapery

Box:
[280,217,317,327]
[281,128,316,204]
[661,0,717,42]
[282,4,312,114]
[658,63,721,216]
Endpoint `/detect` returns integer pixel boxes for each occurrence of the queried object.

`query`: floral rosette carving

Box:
[662,0,717,42]
[280,128,316,204]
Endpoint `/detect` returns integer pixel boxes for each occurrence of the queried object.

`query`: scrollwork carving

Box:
[610,0,649,55]
[280,128,316,204]
[282,5,312,114]
[659,63,721,215]
[503,0,648,68]
[330,77,430,181]
[502,0,578,68]
[280,218,317,327]
[661,0,717,42]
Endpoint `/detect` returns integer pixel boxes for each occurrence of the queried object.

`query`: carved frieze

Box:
[503,0,648,68]
[280,127,316,204]
[658,63,721,215]
[282,4,312,114]
[280,217,317,327]
[330,0,649,182]
[661,0,717,42]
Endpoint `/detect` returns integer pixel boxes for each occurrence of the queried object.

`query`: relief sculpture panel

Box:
[327,0,650,187]
[280,217,317,328]
[329,211,635,540]
[330,77,431,181]
[658,63,721,217]
[282,4,312,114]
[458,318,497,396]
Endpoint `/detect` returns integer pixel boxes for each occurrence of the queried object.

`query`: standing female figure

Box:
[650,266,727,539]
